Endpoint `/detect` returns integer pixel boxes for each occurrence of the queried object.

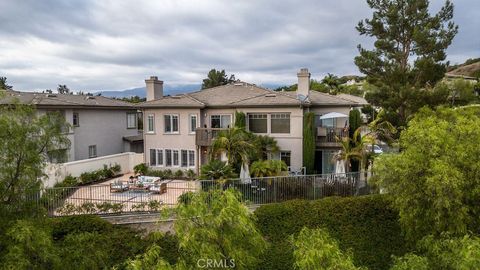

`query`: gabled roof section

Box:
[285,91,359,106]
[335,94,369,106]
[141,94,205,108]
[0,90,135,109]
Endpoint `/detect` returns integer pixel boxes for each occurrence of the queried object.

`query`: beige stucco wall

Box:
[143,108,201,171]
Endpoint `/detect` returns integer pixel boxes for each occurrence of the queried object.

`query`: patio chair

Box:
[110,181,129,193]
[150,181,167,194]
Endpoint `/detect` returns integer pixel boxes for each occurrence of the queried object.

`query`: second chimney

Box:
[145,76,163,101]
[296,68,310,98]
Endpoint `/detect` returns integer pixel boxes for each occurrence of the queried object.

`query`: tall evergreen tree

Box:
[201,69,236,89]
[0,77,13,90]
[355,0,458,128]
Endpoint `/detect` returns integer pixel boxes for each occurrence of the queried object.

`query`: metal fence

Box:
[32,172,369,216]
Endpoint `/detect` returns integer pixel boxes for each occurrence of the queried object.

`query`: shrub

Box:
[174,170,184,179]
[186,169,196,180]
[250,160,287,177]
[254,195,407,270]
[134,163,148,175]
[303,112,315,174]
[200,160,236,180]
[163,169,173,179]
[178,192,195,205]
[146,169,164,178]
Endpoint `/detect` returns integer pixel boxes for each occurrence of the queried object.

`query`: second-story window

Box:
[211,115,231,128]
[271,113,290,133]
[164,114,179,133]
[248,114,267,133]
[127,112,137,129]
[189,114,197,133]
[147,114,155,133]
[73,112,79,127]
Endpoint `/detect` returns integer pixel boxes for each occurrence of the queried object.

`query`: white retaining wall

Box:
[44,152,144,187]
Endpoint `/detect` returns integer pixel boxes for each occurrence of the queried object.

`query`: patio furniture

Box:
[129,184,150,192]
[137,176,161,188]
[150,181,167,194]
[110,181,129,192]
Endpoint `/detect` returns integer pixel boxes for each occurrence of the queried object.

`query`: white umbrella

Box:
[240,162,251,184]
[319,112,348,119]
[335,159,346,177]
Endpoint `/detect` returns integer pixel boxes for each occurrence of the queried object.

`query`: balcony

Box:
[195,128,228,146]
[316,127,348,147]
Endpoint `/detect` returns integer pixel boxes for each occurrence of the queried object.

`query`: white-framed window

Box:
[271,113,290,133]
[189,114,197,133]
[211,114,231,128]
[72,112,79,127]
[188,150,195,167]
[147,114,155,133]
[157,149,163,166]
[181,150,188,167]
[173,150,179,166]
[150,149,157,166]
[248,114,268,133]
[127,112,137,129]
[88,145,97,158]
[164,114,179,133]
[165,149,172,166]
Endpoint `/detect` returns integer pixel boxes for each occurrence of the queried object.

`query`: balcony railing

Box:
[195,128,228,146]
[317,127,348,146]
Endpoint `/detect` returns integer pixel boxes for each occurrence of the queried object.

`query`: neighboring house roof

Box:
[335,94,369,106]
[0,90,135,109]
[140,82,364,108]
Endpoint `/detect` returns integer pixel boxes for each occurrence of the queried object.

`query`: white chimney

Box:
[297,68,310,98]
[145,76,163,101]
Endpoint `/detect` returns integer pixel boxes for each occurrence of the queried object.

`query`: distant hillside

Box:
[447,58,480,78]
[94,83,282,98]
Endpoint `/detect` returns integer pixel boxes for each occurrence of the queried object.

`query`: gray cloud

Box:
[0,0,478,91]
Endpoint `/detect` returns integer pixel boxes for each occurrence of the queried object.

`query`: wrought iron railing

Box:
[30,172,368,216]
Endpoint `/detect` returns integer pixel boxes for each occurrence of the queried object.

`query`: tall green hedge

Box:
[254,195,408,270]
[303,112,315,174]
[234,111,246,129]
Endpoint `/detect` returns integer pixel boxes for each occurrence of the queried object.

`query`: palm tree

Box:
[200,160,235,180]
[254,135,280,160]
[210,127,254,167]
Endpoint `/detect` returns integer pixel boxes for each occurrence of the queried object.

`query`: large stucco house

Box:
[1,90,142,162]
[140,68,368,174]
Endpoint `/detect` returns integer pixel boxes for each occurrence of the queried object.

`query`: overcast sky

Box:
[0,0,479,91]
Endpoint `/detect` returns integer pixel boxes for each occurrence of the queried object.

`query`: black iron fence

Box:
[31,172,368,216]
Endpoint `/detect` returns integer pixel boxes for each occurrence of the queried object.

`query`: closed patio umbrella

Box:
[240,162,251,184]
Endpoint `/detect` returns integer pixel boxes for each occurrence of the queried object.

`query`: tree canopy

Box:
[57,85,70,94]
[0,77,13,90]
[355,0,458,128]
[372,106,480,241]
[201,69,236,89]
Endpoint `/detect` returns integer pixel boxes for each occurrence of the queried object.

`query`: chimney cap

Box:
[145,76,163,83]
[297,68,310,76]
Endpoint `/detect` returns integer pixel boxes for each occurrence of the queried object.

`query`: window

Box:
[211,115,231,128]
[157,149,163,166]
[321,118,336,128]
[72,112,79,127]
[88,145,97,158]
[181,150,188,167]
[166,150,172,166]
[271,113,290,133]
[248,114,267,133]
[147,114,155,133]
[189,114,197,133]
[280,151,291,167]
[188,150,195,167]
[173,150,179,166]
[127,112,137,129]
[164,114,179,133]
[150,149,157,166]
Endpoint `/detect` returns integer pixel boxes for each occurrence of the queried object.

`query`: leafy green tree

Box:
[390,254,429,270]
[0,103,70,213]
[250,160,287,177]
[200,160,236,180]
[210,127,254,166]
[292,227,362,270]
[201,69,236,89]
[57,84,70,94]
[303,112,315,173]
[129,189,267,269]
[234,111,246,129]
[321,73,341,94]
[372,107,480,241]
[0,77,13,90]
[1,220,60,270]
[355,0,458,128]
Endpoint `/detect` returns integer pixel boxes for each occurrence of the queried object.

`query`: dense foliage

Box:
[303,112,315,173]
[250,160,287,177]
[356,0,458,128]
[201,69,236,89]
[372,107,480,241]
[200,160,236,180]
[255,195,407,270]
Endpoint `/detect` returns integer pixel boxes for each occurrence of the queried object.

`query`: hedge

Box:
[254,195,408,270]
